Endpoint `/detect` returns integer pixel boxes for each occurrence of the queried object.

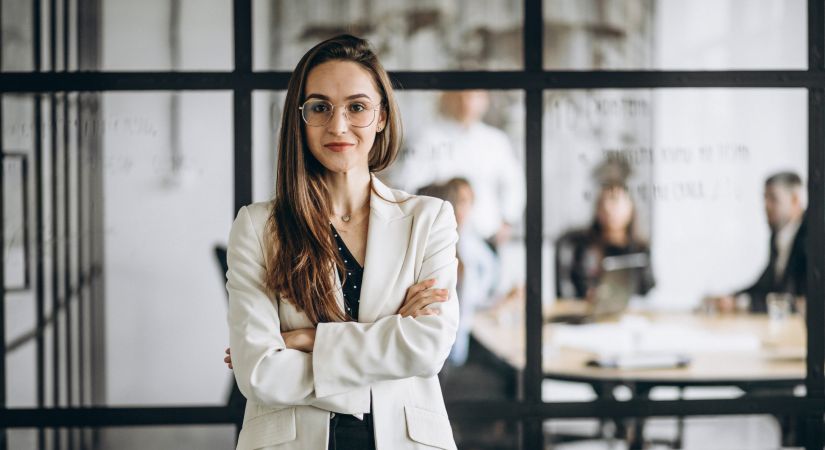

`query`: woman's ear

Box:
[377,109,387,132]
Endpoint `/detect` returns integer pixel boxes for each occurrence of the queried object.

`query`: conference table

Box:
[470,298,807,447]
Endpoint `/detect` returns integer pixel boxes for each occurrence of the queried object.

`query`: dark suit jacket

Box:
[740,213,807,313]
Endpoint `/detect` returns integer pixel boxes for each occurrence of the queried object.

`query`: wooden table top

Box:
[471,299,807,385]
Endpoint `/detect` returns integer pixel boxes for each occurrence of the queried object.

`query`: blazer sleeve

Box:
[226,206,370,413]
[312,200,460,398]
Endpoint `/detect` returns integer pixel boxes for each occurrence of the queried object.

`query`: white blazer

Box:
[226,174,460,450]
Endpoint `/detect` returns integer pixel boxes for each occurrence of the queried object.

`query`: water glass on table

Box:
[767,292,794,323]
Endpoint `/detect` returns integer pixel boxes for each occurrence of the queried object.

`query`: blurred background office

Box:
[1,0,814,449]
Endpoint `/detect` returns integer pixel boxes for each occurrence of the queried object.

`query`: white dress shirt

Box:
[387,119,526,240]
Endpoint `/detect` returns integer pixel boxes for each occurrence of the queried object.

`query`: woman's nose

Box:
[326,107,348,134]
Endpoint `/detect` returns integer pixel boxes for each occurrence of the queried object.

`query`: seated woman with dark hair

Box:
[555,183,655,301]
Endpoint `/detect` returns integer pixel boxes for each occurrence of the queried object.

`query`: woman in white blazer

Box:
[225,34,460,450]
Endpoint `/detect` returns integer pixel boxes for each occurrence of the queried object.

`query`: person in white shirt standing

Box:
[385,90,525,249]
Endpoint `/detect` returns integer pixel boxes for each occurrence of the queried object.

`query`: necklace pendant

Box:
[342,214,351,222]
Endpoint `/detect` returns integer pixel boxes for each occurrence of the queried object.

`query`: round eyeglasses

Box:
[299,99,381,128]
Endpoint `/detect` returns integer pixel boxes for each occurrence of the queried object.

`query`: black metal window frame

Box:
[1,0,824,449]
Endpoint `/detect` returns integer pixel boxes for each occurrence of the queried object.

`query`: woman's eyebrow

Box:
[305,93,373,101]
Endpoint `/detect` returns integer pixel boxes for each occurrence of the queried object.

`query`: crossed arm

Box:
[225,277,446,365]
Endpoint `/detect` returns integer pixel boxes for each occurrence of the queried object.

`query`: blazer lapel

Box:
[357,175,413,323]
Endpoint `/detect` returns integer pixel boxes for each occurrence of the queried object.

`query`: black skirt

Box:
[328,413,375,450]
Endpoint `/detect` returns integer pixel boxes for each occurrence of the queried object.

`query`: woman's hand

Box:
[282,328,316,353]
[223,328,317,369]
[397,278,448,318]
[224,347,233,369]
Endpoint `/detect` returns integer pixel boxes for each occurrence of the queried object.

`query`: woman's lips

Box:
[324,143,354,152]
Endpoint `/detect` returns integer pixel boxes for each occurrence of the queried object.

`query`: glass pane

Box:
[100,91,233,406]
[2,0,234,72]
[7,429,37,450]
[253,0,524,71]
[543,0,806,70]
[381,89,527,405]
[101,0,232,71]
[541,88,807,414]
[545,414,792,449]
[3,152,27,289]
[3,94,37,407]
[1,0,35,71]
[252,90,284,203]
[450,418,520,449]
[100,425,237,450]
[3,94,34,292]
[8,425,236,450]
[4,91,239,408]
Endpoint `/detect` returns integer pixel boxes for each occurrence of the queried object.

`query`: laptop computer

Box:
[550,252,649,323]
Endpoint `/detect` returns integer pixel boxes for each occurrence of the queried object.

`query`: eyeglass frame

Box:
[298,98,383,128]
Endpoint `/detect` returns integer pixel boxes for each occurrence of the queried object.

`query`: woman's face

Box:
[442,90,489,125]
[303,60,387,174]
[597,187,634,233]
[453,184,474,228]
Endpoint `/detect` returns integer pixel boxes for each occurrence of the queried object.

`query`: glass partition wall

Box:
[2,0,824,449]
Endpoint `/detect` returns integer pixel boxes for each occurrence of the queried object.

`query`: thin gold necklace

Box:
[334,201,369,223]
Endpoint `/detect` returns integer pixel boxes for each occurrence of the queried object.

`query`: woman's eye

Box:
[311,102,331,112]
[349,103,367,113]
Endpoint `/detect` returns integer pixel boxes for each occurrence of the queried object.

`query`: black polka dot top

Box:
[331,225,363,321]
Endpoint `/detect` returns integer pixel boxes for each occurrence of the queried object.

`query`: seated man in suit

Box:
[717,171,807,313]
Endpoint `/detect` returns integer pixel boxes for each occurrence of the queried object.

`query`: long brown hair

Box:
[263,34,402,325]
